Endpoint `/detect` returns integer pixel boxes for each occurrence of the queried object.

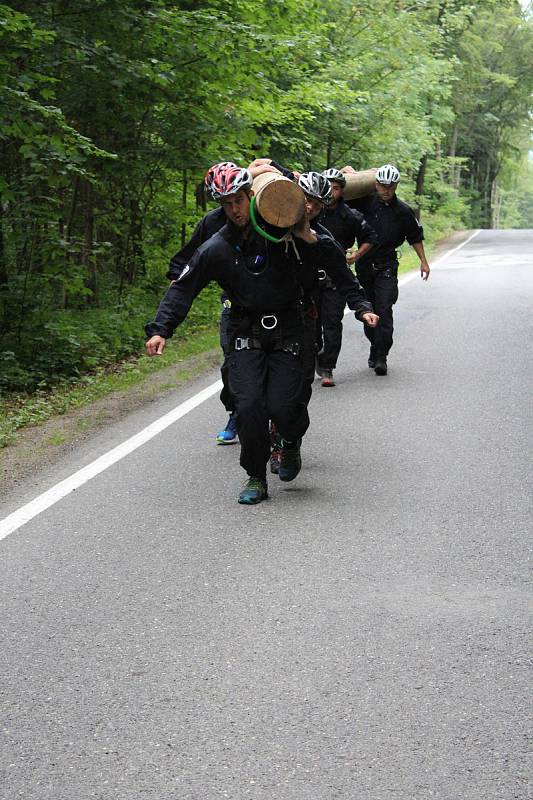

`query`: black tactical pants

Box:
[356,263,398,356]
[227,323,309,480]
[316,285,346,371]
[228,350,308,480]
[219,304,233,412]
[300,304,318,407]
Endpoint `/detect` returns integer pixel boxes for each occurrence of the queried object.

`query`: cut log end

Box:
[253,173,305,228]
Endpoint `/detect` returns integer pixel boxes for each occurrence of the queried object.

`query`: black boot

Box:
[279,439,302,482]
[374,354,387,376]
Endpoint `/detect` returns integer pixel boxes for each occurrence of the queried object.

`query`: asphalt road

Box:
[1,229,532,800]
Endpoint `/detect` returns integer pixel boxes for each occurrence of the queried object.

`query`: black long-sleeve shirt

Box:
[146,222,372,340]
[167,207,226,281]
[349,192,424,267]
[319,198,378,251]
[269,160,296,181]
[296,222,373,316]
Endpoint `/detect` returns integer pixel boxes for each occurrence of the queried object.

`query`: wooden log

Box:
[252,172,305,227]
[342,168,377,201]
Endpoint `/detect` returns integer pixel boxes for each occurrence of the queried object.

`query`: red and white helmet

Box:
[376,164,400,185]
[207,164,253,200]
[204,162,237,197]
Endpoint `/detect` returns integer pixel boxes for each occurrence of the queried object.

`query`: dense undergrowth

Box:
[1,1,531,404]
[0,195,459,397]
[0,230,445,449]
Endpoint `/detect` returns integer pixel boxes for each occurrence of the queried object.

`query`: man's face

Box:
[220,190,251,228]
[375,180,398,203]
[330,181,344,204]
[304,196,323,220]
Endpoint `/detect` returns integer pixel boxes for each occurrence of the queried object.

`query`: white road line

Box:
[344,229,480,315]
[0,380,223,541]
[0,229,481,542]
[398,228,480,285]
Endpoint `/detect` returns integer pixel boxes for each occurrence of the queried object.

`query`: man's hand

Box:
[412,242,430,281]
[341,165,357,174]
[146,335,166,356]
[346,252,357,265]
[248,158,272,169]
[248,164,281,179]
[361,312,379,327]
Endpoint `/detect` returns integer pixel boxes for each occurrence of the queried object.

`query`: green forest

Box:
[1,0,532,397]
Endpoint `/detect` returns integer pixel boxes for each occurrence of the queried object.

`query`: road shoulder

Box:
[1,348,221,498]
[0,229,475,498]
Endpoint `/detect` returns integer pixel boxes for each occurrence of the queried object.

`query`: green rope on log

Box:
[249,196,286,243]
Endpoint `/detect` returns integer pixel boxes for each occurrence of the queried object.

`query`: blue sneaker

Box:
[238,477,268,505]
[216,413,238,445]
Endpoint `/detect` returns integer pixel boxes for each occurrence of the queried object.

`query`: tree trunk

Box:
[81,180,96,303]
[66,175,80,242]
[448,125,459,188]
[16,224,36,340]
[181,169,188,247]
[491,181,502,228]
[0,202,8,288]
[326,131,333,170]
[124,197,144,285]
[195,172,206,212]
[414,155,427,221]
[483,159,493,229]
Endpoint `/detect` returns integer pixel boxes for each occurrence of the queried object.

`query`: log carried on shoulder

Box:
[252,168,375,225]
[341,168,377,201]
[252,172,305,228]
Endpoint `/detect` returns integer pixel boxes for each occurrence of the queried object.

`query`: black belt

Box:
[359,256,398,269]
[231,307,302,356]
[234,336,300,356]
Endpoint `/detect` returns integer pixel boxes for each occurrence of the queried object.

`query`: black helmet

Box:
[298,172,333,205]
[322,168,346,188]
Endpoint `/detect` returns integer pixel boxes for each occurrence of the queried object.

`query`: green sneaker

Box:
[238,477,268,505]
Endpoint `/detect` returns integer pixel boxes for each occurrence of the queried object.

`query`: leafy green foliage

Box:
[0,0,531,395]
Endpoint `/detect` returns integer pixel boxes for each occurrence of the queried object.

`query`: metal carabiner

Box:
[261,314,278,330]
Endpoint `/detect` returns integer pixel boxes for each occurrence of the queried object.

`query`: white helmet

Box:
[298,172,333,205]
[322,168,346,188]
[376,164,400,185]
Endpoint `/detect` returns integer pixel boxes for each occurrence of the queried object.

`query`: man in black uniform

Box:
[168,160,293,445]
[315,167,378,387]
[145,167,362,505]
[268,172,378,475]
[296,171,377,395]
[349,164,430,376]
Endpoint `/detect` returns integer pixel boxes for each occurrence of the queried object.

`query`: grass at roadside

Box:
[0,235,448,450]
[397,240,436,276]
[0,328,220,448]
